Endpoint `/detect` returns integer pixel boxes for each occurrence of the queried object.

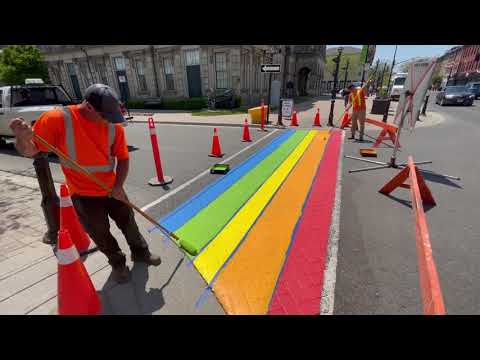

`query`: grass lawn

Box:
[191,108,249,116]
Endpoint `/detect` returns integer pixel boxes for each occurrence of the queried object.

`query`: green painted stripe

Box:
[178,130,309,256]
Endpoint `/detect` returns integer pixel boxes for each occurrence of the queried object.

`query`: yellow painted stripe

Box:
[194,130,318,284]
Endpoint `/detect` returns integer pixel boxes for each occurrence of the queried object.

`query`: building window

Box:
[0,90,2,108]
[96,62,109,85]
[114,57,126,71]
[185,49,200,66]
[163,58,175,90]
[67,63,76,76]
[215,52,228,89]
[135,59,148,92]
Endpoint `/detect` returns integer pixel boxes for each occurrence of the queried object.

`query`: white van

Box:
[390,73,407,101]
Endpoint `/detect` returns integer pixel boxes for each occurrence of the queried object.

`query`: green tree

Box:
[431,75,442,88]
[0,45,49,85]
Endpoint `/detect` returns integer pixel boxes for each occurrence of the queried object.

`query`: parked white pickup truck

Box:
[0,80,76,145]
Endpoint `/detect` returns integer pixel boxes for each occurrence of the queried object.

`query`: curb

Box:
[128,120,284,129]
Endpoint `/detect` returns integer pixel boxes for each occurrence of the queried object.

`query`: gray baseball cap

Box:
[84,84,125,123]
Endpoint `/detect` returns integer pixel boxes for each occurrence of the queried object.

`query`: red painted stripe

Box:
[267,129,343,315]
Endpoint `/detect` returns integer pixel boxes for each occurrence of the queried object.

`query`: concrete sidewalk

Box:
[0,170,223,315]
[127,96,442,130]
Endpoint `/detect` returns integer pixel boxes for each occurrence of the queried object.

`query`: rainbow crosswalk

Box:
[151,128,343,315]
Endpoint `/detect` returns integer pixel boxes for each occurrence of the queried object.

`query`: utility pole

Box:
[265,46,276,124]
[383,45,398,123]
[360,45,370,87]
[327,47,343,127]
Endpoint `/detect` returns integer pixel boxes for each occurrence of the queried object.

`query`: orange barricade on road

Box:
[340,114,401,148]
[379,156,445,315]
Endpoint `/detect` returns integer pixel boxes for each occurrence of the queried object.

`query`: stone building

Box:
[38,45,326,106]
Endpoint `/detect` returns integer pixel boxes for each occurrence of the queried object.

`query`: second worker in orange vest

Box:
[345,83,367,141]
[10,84,161,284]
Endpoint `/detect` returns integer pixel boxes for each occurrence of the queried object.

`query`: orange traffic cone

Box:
[57,229,101,315]
[290,110,299,127]
[209,128,224,157]
[340,112,351,129]
[60,184,90,253]
[313,108,321,127]
[242,119,252,142]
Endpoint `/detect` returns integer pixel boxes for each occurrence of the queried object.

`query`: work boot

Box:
[131,252,162,266]
[111,265,131,284]
[348,135,355,140]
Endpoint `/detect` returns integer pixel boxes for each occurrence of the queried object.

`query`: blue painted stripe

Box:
[150,129,295,233]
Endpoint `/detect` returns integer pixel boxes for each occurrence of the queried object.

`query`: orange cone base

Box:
[209,153,224,158]
[242,139,252,142]
[148,175,173,186]
[58,262,102,315]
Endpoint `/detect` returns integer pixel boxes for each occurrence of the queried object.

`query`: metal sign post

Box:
[261,63,280,125]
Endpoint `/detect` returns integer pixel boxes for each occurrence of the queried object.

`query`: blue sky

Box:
[327,45,457,64]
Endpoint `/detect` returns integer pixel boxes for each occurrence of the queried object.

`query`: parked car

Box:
[206,88,235,109]
[0,81,77,145]
[390,73,407,101]
[465,82,480,99]
[435,86,475,106]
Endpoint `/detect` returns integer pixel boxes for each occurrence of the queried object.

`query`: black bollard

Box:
[33,152,60,246]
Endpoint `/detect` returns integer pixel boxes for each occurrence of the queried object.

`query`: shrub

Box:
[125,99,145,109]
[234,95,242,108]
[161,97,207,110]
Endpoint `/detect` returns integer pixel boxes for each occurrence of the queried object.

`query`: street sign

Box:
[261,64,281,73]
[281,98,294,118]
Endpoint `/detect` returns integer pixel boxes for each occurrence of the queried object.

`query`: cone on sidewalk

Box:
[209,128,224,157]
[60,184,90,253]
[57,229,101,315]
[241,119,252,142]
[290,110,299,127]
[313,108,321,127]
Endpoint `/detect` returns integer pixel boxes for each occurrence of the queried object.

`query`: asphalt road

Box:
[334,98,480,314]
[0,123,273,218]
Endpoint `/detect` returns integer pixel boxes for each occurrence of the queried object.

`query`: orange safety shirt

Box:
[349,87,367,111]
[32,105,129,196]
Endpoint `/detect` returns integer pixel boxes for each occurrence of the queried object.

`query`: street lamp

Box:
[327,47,343,127]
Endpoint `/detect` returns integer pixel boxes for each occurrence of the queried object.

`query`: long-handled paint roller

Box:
[33,133,179,243]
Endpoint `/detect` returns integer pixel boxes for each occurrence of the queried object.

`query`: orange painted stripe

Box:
[408,157,446,315]
[213,130,330,314]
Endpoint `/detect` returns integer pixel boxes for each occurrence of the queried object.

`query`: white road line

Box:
[320,130,345,315]
[140,129,279,212]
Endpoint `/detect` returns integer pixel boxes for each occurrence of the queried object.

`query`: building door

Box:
[298,67,311,96]
[114,57,130,102]
[66,63,82,100]
[185,49,202,98]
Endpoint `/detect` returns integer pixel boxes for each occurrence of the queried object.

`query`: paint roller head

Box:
[180,238,199,256]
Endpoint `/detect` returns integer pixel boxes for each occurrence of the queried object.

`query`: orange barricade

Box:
[379,156,445,315]
[340,114,401,148]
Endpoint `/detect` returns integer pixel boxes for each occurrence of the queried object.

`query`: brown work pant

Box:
[71,195,150,268]
[351,109,366,138]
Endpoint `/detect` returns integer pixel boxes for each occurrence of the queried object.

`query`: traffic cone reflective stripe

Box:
[242,119,252,142]
[56,245,80,265]
[57,229,101,315]
[209,128,224,157]
[60,184,90,253]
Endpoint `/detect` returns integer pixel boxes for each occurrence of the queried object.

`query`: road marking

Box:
[320,131,345,315]
[140,129,279,212]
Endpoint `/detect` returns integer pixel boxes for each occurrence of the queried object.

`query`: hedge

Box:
[125,97,208,110]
